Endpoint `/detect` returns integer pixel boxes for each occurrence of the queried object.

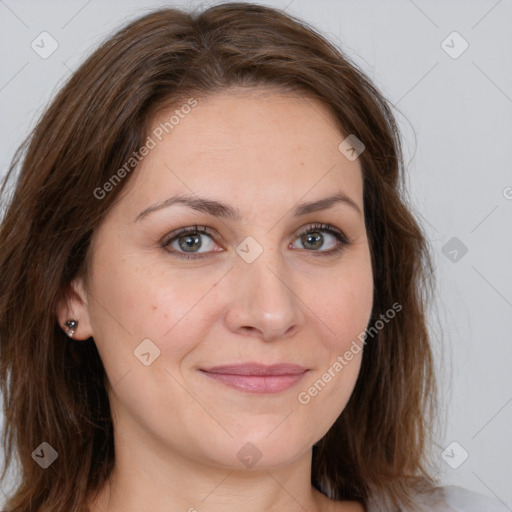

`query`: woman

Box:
[0,3,504,511]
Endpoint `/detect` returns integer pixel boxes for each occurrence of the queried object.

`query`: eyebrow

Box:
[134,192,362,222]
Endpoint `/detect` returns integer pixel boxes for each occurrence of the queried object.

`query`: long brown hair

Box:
[0,3,438,511]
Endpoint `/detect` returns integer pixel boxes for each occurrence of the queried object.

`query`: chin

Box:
[200,430,314,471]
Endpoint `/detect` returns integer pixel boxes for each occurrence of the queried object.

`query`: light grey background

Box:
[1,0,511,509]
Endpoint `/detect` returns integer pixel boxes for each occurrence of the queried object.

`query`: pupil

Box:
[304,232,322,250]
[180,234,201,252]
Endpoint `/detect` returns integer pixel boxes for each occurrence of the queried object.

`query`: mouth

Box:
[199,363,309,394]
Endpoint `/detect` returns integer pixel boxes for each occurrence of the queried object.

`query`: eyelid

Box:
[294,222,350,245]
[160,224,217,247]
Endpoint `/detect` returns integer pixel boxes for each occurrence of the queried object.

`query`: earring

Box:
[64,319,78,338]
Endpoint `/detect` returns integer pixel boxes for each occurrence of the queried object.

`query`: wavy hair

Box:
[0,3,438,511]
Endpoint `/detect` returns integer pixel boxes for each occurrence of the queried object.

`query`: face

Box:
[67,88,373,470]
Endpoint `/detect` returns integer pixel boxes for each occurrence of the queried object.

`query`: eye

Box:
[161,225,221,260]
[290,223,350,256]
[161,223,351,260]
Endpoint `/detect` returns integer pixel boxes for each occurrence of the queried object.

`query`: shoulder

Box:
[416,485,505,512]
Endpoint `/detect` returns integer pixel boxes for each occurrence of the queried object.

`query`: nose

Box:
[223,250,305,342]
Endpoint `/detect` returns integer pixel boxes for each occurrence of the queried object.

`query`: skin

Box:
[57,87,373,512]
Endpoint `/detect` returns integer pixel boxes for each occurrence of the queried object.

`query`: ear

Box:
[55,276,93,340]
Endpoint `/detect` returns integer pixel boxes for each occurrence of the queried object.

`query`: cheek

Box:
[87,247,224,363]
[295,260,372,420]
[316,261,374,350]
[294,269,372,436]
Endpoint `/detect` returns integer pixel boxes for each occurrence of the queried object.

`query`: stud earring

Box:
[64,320,78,338]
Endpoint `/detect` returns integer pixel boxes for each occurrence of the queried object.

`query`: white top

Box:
[364,485,506,511]
[415,485,506,511]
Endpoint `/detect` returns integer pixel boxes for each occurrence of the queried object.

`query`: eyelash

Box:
[160,223,351,260]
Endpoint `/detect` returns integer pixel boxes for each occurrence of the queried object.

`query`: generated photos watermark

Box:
[297,301,402,404]
[93,98,198,200]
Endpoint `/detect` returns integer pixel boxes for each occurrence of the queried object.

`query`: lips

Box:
[202,363,308,375]
[199,363,309,393]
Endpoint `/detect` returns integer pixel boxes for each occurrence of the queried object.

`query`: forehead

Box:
[119,88,364,219]
[153,88,344,154]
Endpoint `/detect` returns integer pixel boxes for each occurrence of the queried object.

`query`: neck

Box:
[88,446,330,512]
[86,402,364,512]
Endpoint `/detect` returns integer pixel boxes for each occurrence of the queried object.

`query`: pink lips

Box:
[199,363,308,394]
